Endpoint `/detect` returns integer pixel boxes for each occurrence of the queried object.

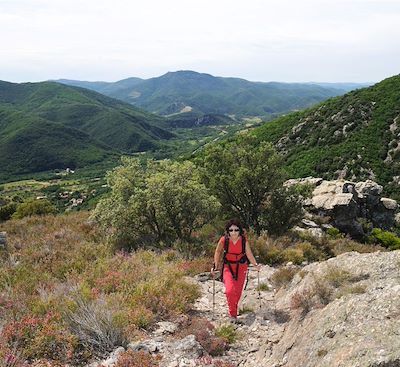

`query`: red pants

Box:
[223,263,248,317]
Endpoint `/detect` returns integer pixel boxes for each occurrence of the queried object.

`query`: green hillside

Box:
[56,71,348,119]
[0,106,114,180]
[0,80,175,181]
[252,74,400,200]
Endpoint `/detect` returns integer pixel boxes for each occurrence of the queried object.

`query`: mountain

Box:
[252,74,400,200]
[308,82,371,91]
[56,71,348,118]
[0,80,174,180]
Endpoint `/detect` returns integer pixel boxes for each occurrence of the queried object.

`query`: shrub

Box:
[12,199,57,219]
[172,238,213,260]
[214,324,238,344]
[270,267,298,289]
[91,158,220,251]
[323,266,352,288]
[1,312,77,362]
[368,228,400,250]
[178,256,213,276]
[64,297,126,357]
[0,203,17,222]
[290,288,315,316]
[260,185,304,236]
[326,227,343,239]
[114,350,161,367]
[176,317,229,356]
[281,248,304,265]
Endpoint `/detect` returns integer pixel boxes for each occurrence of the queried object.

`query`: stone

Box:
[0,232,6,249]
[381,198,398,210]
[301,219,319,228]
[154,321,178,335]
[355,180,383,195]
[395,213,400,226]
[172,335,204,358]
[128,339,163,353]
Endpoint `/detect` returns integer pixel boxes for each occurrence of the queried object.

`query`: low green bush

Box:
[368,228,400,250]
[12,199,57,219]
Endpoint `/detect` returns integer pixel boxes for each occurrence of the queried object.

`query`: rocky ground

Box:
[92,250,400,367]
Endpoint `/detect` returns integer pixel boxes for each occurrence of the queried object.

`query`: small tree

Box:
[91,157,220,251]
[0,202,17,222]
[199,134,286,234]
[260,186,304,236]
[12,199,57,219]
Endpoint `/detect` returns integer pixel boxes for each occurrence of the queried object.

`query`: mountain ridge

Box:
[55,70,365,118]
[252,74,400,200]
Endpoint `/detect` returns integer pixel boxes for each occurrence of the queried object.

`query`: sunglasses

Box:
[228,228,240,232]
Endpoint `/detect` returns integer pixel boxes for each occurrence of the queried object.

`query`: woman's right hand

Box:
[211,268,219,279]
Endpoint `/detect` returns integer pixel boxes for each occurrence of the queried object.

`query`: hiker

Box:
[211,219,261,319]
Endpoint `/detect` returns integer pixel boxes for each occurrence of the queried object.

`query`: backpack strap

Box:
[223,235,248,281]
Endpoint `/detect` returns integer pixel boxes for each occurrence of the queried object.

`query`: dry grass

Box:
[0,212,201,364]
[271,267,298,289]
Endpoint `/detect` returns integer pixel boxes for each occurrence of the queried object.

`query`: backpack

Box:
[221,235,249,282]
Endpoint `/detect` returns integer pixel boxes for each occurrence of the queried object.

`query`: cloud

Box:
[0,0,399,82]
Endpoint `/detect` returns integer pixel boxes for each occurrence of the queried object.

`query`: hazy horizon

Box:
[1,0,399,84]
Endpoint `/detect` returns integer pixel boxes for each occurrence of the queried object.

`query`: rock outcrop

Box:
[285,178,399,239]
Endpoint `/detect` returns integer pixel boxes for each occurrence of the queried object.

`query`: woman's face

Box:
[228,225,240,239]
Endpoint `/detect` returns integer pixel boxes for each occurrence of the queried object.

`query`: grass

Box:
[215,324,238,344]
[0,211,201,365]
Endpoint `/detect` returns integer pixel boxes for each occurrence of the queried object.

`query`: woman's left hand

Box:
[254,264,262,272]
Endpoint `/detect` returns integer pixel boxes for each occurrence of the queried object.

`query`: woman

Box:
[211,219,261,319]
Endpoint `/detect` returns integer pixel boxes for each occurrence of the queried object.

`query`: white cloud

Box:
[0,0,399,82]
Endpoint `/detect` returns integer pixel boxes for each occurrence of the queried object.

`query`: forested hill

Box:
[56,70,350,118]
[0,80,174,180]
[252,74,400,200]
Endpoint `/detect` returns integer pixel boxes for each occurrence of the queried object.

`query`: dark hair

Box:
[224,218,245,236]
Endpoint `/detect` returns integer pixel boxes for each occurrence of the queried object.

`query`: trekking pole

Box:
[212,273,216,315]
[257,269,261,310]
[256,256,261,310]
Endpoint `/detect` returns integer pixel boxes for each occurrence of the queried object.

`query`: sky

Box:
[0,0,399,83]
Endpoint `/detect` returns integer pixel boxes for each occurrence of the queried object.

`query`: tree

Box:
[12,199,57,219]
[260,186,304,236]
[198,134,287,234]
[91,157,220,251]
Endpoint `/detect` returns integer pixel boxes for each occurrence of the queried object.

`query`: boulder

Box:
[269,250,400,367]
[286,178,398,239]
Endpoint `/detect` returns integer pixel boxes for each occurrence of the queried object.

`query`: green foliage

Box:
[91,157,220,250]
[368,228,400,250]
[60,71,343,118]
[252,75,400,202]
[0,212,202,364]
[12,199,57,219]
[260,185,304,236]
[0,202,17,221]
[326,227,344,239]
[215,323,238,344]
[0,80,174,181]
[198,134,287,234]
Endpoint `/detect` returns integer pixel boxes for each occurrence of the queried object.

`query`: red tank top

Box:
[219,236,246,262]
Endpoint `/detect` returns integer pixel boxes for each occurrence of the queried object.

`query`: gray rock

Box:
[301,219,319,228]
[381,198,398,210]
[154,321,178,335]
[269,250,400,367]
[128,339,163,353]
[0,232,6,249]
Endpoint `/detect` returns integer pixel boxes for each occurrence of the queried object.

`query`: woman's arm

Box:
[245,241,262,271]
[213,238,224,271]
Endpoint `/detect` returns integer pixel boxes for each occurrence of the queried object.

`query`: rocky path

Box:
[92,250,400,367]
[190,266,283,366]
